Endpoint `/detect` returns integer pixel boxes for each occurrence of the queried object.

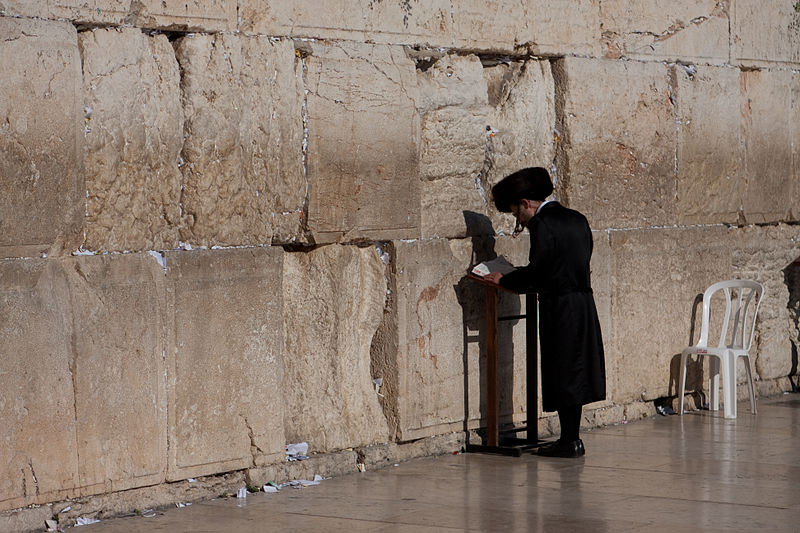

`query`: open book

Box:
[470,255,517,277]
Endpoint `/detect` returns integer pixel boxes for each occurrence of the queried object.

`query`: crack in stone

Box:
[551,57,570,205]
[339,46,410,101]
[298,52,313,243]
[242,415,263,468]
[65,275,82,485]
[28,460,40,496]
[652,16,710,43]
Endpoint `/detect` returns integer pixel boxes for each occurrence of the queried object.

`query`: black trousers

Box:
[558,404,582,442]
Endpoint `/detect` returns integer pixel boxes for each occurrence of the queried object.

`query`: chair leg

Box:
[679,353,688,415]
[708,356,720,412]
[743,355,757,415]
[722,353,737,419]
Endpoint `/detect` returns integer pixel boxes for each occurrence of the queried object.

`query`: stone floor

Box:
[80,394,800,532]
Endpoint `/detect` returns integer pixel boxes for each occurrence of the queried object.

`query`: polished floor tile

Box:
[82,394,800,532]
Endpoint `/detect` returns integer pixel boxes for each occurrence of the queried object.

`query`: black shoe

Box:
[535,440,561,452]
[537,438,585,458]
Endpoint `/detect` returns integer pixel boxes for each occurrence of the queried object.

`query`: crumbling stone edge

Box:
[2,378,794,532]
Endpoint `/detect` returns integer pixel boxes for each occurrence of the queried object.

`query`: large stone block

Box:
[794,71,800,220]
[484,59,556,235]
[388,236,530,441]
[240,0,537,53]
[731,224,800,381]
[175,35,305,246]
[520,0,602,57]
[166,248,284,481]
[740,68,794,224]
[591,229,613,405]
[732,0,800,67]
[306,42,420,243]
[0,260,78,511]
[448,0,528,52]
[0,18,84,259]
[556,57,676,230]
[416,55,489,239]
[239,0,444,43]
[0,0,49,17]
[0,252,168,511]
[673,64,742,224]
[65,254,168,495]
[608,226,734,403]
[80,28,183,252]
[282,244,390,452]
[2,0,236,32]
[600,0,729,63]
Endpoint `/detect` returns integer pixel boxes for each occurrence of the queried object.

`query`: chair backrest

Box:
[697,279,765,351]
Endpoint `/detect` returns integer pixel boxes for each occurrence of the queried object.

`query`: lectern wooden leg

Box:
[485,286,499,447]
[526,293,538,444]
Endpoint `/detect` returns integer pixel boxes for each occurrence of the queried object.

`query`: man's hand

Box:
[483,272,503,285]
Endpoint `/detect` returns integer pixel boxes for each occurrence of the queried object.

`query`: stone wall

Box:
[2,0,800,526]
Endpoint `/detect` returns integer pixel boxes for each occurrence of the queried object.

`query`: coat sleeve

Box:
[499,216,555,294]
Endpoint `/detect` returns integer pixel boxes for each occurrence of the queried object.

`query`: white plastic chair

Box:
[679,280,765,419]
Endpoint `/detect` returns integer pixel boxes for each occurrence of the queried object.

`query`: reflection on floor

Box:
[83,394,800,532]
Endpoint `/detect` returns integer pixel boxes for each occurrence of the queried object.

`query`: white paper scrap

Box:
[470,256,516,277]
[286,442,309,456]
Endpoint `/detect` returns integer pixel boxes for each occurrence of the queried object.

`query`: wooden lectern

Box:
[465,273,541,456]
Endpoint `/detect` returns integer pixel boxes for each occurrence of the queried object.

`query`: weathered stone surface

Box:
[239,0,450,46]
[0,259,78,511]
[484,59,556,235]
[80,28,183,252]
[2,0,236,32]
[520,0,602,57]
[247,450,359,487]
[557,57,676,230]
[416,55,489,239]
[240,0,526,52]
[794,71,800,221]
[587,404,625,427]
[740,68,795,224]
[0,18,84,259]
[0,0,49,18]
[282,244,390,452]
[591,229,613,402]
[66,254,167,495]
[166,248,284,481]
[0,505,52,533]
[356,431,464,469]
[448,0,527,52]
[600,0,729,63]
[622,401,657,422]
[175,34,304,247]
[674,64,742,224]
[42,470,247,529]
[306,42,420,243]
[608,226,734,403]
[731,224,800,381]
[414,55,487,116]
[389,236,530,441]
[732,0,800,67]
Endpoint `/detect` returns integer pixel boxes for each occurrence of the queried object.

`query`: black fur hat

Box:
[491,167,554,212]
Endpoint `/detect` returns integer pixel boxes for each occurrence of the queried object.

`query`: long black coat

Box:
[499,201,606,412]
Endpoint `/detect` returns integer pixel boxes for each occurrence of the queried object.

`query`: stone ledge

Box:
[4,382,794,532]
